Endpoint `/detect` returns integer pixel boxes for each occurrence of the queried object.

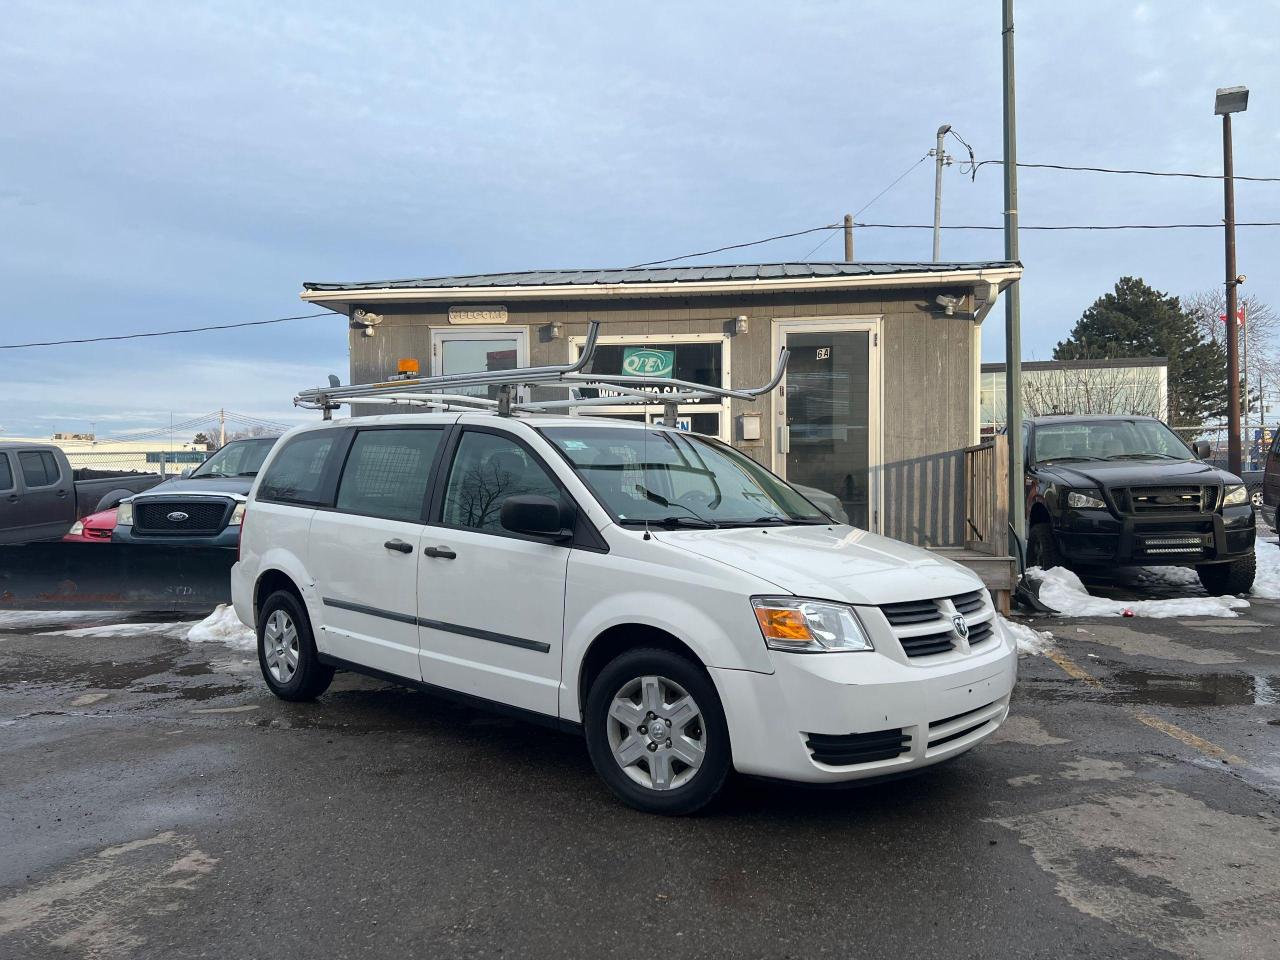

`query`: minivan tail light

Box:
[237,506,246,561]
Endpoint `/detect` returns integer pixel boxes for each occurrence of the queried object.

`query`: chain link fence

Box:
[63,449,209,478]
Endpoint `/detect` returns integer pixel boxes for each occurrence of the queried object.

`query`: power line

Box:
[857,221,1280,231]
[968,159,1280,183]
[628,224,842,269]
[804,153,932,259]
[0,312,332,350]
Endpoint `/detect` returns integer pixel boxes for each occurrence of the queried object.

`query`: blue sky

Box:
[2,1,1277,438]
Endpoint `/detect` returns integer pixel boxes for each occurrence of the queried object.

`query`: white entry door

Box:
[430,327,529,402]
[772,319,881,532]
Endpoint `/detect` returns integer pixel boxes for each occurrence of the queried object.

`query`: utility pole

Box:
[843,214,854,261]
[1241,308,1249,466]
[931,124,951,261]
[219,408,226,448]
[1002,0,1025,548]
[1215,85,1248,475]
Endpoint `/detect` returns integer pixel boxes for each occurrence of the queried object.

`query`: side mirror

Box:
[500,495,571,539]
[1193,440,1211,460]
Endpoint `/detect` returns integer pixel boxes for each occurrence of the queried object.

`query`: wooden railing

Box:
[963,440,1009,555]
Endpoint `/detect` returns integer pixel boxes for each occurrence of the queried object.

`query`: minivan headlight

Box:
[1066,489,1105,509]
[751,597,873,653]
[116,501,133,526]
[1222,484,1248,506]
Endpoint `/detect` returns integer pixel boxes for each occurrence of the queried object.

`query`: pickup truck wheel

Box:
[257,590,334,701]
[1249,486,1263,509]
[93,489,135,513]
[584,648,730,816]
[1027,522,1063,569]
[1196,554,1256,596]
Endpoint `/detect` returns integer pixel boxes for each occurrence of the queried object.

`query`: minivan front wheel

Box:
[257,590,334,701]
[585,648,730,815]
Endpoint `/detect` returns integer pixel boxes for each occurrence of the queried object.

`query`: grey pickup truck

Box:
[0,442,163,544]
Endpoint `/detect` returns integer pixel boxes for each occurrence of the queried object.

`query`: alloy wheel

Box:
[606,675,706,791]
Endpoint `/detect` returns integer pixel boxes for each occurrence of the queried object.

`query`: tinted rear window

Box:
[258,433,338,505]
[0,455,12,491]
[336,429,443,522]
[19,450,60,487]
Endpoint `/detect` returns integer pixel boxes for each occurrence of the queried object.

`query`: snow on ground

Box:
[1252,538,1280,600]
[999,616,1054,656]
[1026,565,1249,619]
[41,621,197,639]
[0,610,130,629]
[1126,564,1202,588]
[186,604,256,650]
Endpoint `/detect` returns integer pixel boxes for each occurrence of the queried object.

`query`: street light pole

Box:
[1002,0,1025,547]
[1215,85,1248,475]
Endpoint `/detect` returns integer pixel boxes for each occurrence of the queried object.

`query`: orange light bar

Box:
[398,358,420,374]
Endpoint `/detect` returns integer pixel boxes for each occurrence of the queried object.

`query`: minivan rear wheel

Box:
[257,590,334,701]
[584,648,730,815]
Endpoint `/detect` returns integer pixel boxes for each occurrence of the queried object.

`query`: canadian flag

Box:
[1220,307,1246,327]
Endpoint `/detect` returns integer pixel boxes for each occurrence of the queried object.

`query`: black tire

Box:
[257,589,334,701]
[584,648,731,816]
[93,489,134,513]
[1196,554,1256,595]
[1026,522,1063,569]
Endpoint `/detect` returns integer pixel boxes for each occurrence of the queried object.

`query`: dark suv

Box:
[1023,415,1256,594]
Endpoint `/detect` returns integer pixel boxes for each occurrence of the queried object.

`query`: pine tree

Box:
[1053,277,1226,428]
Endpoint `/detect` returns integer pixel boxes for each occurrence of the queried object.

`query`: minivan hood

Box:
[1035,458,1237,488]
[132,477,252,498]
[653,525,983,605]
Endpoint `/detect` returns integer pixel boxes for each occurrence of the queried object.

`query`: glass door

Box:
[431,327,528,401]
[775,323,877,530]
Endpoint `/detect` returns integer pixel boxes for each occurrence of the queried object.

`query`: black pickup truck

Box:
[1023,415,1256,594]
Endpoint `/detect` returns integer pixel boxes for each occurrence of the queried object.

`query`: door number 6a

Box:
[815,347,831,360]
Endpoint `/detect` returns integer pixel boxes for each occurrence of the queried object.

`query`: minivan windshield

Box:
[1032,419,1193,464]
[189,437,279,479]
[543,426,830,527]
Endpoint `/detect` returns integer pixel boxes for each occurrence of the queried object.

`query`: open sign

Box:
[621,348,675,378]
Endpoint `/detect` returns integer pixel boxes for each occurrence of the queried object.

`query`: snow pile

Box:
[186,604,256,650]
[1128,564,1201,588]
[1252,538,1280,600]
[1026,565,1249,619]
[42,621,195,639]
[999,616,1054,656]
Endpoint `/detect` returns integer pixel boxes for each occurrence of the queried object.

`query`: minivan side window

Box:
[0,455,12,491]
[258,433,338,506]
[18,451,60,488]
[336,428,443,522]
[441,431,560,532]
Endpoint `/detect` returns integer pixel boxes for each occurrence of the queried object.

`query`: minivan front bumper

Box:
[711,625,1017,783]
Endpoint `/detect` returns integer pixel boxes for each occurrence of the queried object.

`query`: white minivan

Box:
[232,413,1016,814]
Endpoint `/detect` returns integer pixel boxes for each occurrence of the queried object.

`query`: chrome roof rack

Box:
[295,321,789,422]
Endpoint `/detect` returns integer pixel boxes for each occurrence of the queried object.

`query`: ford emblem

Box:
[167,511,190,523]
[951,615,969,641]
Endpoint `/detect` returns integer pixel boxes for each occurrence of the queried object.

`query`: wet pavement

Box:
[1,591,1278,959]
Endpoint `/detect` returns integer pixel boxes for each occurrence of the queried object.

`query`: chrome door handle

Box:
[383,539,413,554]
[423,546,456,560]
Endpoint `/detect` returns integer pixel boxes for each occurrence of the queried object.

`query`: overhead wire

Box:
[802,153,932,259]
[0,312,332,350]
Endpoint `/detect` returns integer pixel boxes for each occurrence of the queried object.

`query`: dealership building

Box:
[301,261,1022,603]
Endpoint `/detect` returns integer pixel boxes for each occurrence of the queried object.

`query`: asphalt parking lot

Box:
[2,588,1278,959]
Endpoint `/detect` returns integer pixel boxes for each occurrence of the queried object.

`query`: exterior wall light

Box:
[734,315,749,335]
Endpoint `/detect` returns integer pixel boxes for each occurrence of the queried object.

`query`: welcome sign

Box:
[621,347,675,378]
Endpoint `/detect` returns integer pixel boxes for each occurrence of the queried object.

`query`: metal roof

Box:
[303,261,1019,292]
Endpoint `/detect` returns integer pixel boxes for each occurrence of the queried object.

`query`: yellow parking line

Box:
[1043,647,1247,767]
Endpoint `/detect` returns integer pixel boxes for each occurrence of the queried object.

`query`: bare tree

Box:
[1183,289,1280,409]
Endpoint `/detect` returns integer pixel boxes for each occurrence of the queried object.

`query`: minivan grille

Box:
[878,590,995,659]
[805,728,911,766]
[134,500,229,535]
[928,700,1001,749]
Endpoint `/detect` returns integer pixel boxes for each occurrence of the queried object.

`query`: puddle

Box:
[1027,670,1280,707]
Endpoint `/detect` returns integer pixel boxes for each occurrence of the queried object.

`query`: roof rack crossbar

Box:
[293,322,790,418]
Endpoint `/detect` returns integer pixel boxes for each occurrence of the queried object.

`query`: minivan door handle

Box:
[423,545,456,560]
[383,539,414,554]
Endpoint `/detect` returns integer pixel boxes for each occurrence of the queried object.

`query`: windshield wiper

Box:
[619,516,719,529]
[236,471,259,476]
[1102,453,1183,461]
[633,485,717,525]
[1036,456,1100,464]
